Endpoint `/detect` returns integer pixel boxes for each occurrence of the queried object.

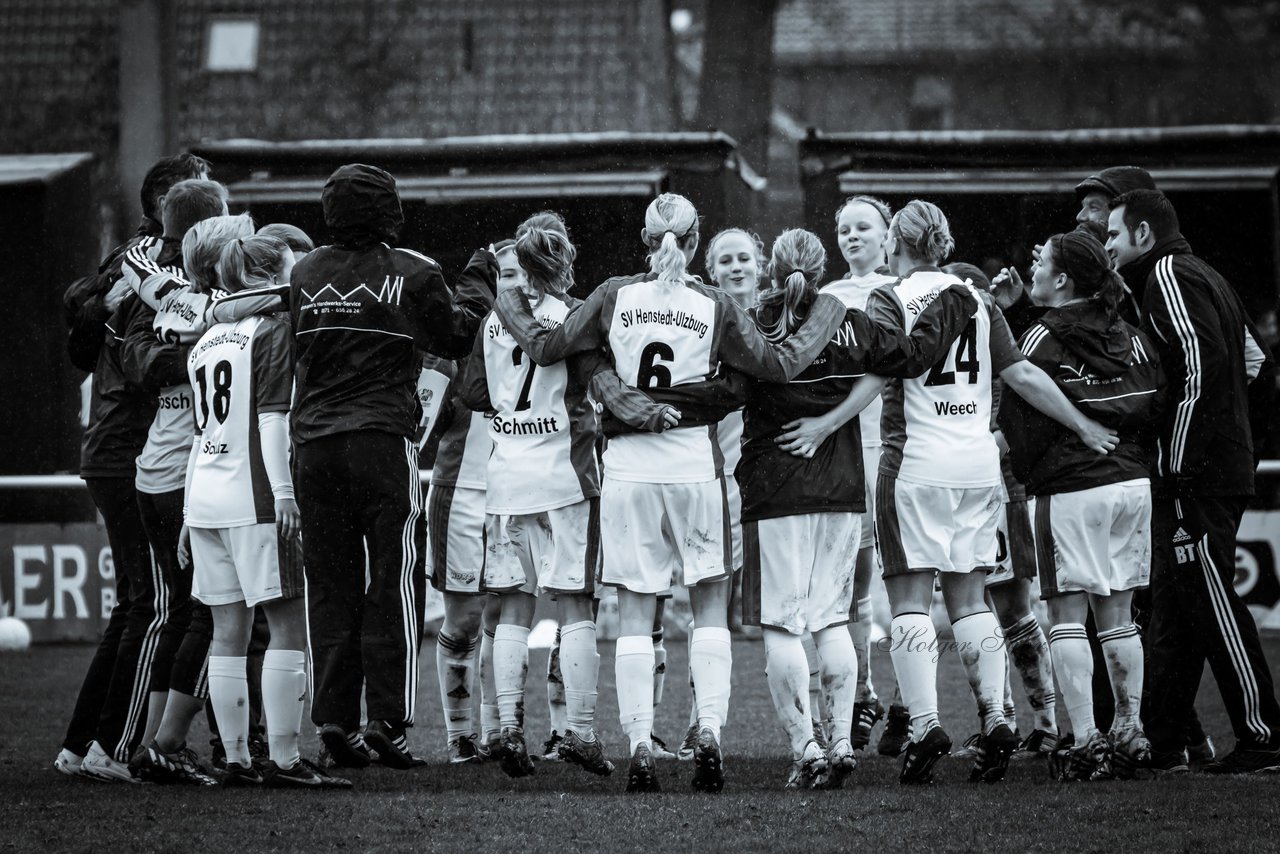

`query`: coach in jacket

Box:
[1107,189,1280,773]
[290,163,495,769]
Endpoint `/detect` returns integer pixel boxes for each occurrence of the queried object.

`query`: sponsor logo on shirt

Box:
[300,276,406,310]
[157,391,191,410]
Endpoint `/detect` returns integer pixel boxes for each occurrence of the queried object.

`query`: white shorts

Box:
[876,475,1001,576]
[986,497,1037,588]
[499,498,599,596]
[600,476,731,594]
[725,473,744,572]
[859,444,880,550]
[743,513,861,635]
[428,485,523,595]
[1035,479,1152,597]
[191,523,303,607]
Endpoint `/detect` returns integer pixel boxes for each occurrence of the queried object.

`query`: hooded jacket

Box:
[289,164,495,444]
[1121,235,1271,497]
[999,301,1162,496]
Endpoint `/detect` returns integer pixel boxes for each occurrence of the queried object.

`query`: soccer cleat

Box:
[1056,732,1110,782]
[951,732,982,761]
[54,748,84,778]
[1185,735,1216,770]
[1202,746,1280,775]
[263,759,353,789]
[365,720,427,770]
[851,698,885,751]
[1109,728,1153,780]
[626,742,661,793]
[497,727,535,778]
[559,730,615,776]
[878,705,911,757]
[899,725,951,785]
[82,741,141,784]
[812,719,829,752]
[968,723,1020,783]
[540,730,565,762]
[134,742,218,786]
[649,733,676,761]
[447,735,481,764]
[318,724,372,769]
[220,761,264,786]
[1047,732,1075,780]
[477,734,502,762]
[1014,728,1059,760]
[1146,748,1190,775]
[677,724,699,761]
[210,736,226,770]
[690,727,725,793]
[820,738,858,790]
[785,739,829,790]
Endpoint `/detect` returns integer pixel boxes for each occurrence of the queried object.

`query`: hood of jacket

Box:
[1038,301,1133,378]
[322,163,404,250]
[1117,233,1192,296]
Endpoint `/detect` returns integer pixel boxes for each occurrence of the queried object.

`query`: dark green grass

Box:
[2,633,1278,852]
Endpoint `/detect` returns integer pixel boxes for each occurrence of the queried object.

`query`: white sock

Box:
[479,628,499,741]
[1049,623,1096,739]
[652,628,667,709]
[1006,614,1056,733]
[851,595,875,703]
[616,635,655,753]
[261,649,307,769]
[208,656,250,767]
[546,628,568,736]
[764,630,814,758]
[560,621,600,740]
[493,624,530,731]
[436,631,479,741]
[1098,623,1144,733]
[815,625,858,745]
[1002,651,1017,722]
[690,626,732,738]
[801,632,823,728]
[686,629,698,728]
[889,613,939,738]
[952,611,1008,735]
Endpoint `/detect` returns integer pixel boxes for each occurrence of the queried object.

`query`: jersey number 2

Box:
[511,347,537,412]
[194,360,233,430]
[924,320,980,386]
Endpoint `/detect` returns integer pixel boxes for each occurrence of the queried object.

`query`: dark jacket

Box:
[1119,235,1271,497]
[999,301,1161,496]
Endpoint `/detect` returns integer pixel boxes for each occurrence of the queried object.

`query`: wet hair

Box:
[890,200,955,264]
[160,179,228,240]
[942,262,990,291]
[834,194,892,227]
[515,227,576,296]
[703,228,765,280]
[1109,189,1179,244]
[1045,231,1126,318]
[217,234,291,294]
[756,229,827,343]
[641,193,700,285]
[517,211,569,240]
[141,153,211,221]
[182,214,255,292]
[257,223,314,254]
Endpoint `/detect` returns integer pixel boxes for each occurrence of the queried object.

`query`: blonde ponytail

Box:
[642,193,699,285]
[216,234,290,293]
[757,228,826,343]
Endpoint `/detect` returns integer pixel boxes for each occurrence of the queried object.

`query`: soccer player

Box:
[459,226,612,779]
[865,200,1117,785]
[737,228,977,789]
[1108,190,1280,774]
[185,231,349,788]
[491,192,899,793]
[290,164,493,770]
[999,230,1161,781]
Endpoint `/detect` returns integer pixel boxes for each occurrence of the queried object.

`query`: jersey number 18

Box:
[194,360,233,430]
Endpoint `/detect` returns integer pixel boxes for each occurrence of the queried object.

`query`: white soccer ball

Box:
[0,617,32,651]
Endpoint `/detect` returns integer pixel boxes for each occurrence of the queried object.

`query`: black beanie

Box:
[1075,166,1157,201]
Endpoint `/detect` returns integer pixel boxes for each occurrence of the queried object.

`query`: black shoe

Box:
[220,761,264,786]
[690,727,725,793]
[558,730,615,777]
[968,723,1019,783]
[264,758,354,789]
[365,720,427,770]
[1203,746,1280,774]
[497,727,535,778]
[626,743,661,793]
[900,725,951,785]
[539,730,565,762]
[447,735,481,765]
[1015,728,1059,760]
[878,705,911,757]
[135,743,218,786]
[852,698,885,751]
[210,737,227,771]
[1147,748,1190,776]
[319,724,372,769]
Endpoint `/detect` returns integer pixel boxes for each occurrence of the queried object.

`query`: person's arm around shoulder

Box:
[717,291,846,383]
[493,282,608,366]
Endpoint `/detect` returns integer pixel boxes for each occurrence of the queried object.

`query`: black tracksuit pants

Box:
[136,489,192,696]
[296,431,426,730]
[1143,494,1280,753]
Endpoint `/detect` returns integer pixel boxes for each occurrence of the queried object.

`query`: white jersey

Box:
[432,408,493,491]
[478,294,597,514]
[717,410,744,477]
[185,314,293,528]
[870,269,1021,488]
[135,382,194,494]
[823,271,898,448]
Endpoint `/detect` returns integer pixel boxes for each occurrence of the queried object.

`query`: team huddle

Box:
[53,153,1280,792]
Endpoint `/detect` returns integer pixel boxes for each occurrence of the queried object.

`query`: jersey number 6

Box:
[637,342,674,389]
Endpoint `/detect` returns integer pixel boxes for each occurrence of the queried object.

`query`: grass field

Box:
[2,632,1279,853]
